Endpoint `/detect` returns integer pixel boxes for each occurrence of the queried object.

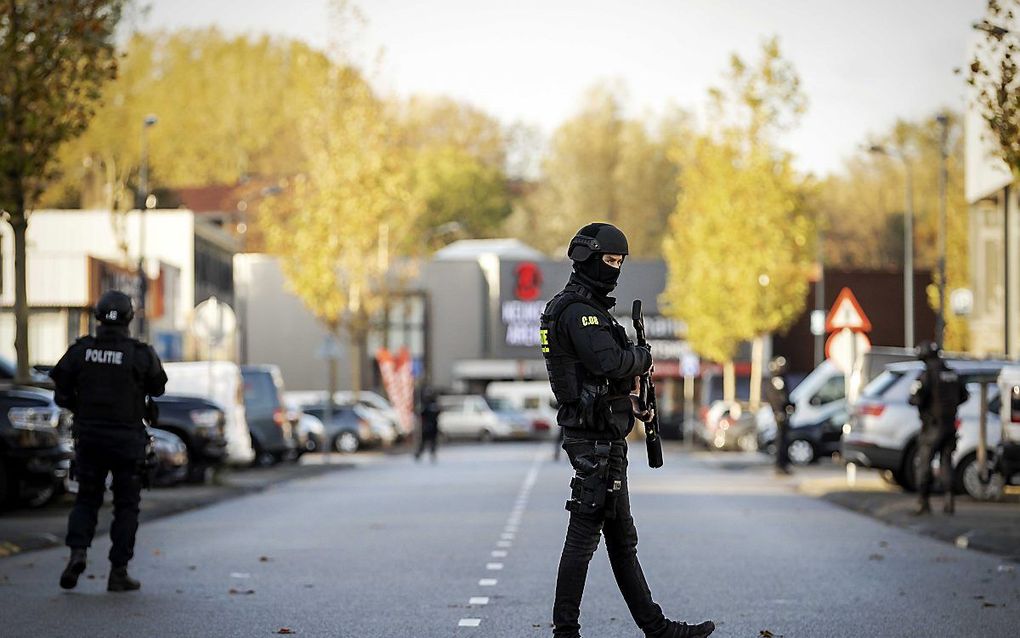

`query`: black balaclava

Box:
[574,254,622,291]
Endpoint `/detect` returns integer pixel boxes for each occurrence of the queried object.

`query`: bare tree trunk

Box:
[749,336,764,410]
[723,359,735,404]
[11,201,30,384]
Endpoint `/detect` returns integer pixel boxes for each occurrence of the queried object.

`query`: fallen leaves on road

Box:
[228,588,255,595]
[760,630,775,638]
[260,556,271,562]
[982,601,1000,608]
[868,553,884,561]
[879,541,889,548]
[188,565,197,571]
[277,628,295,634]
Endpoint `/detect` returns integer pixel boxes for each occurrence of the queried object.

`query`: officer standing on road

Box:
[49,290,167,592]
[415,386,441,463]
[765,356,795,475]
[909,340,969,515]
[540,223,715,638]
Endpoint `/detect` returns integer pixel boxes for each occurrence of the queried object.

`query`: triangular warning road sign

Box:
[825,287,872,333]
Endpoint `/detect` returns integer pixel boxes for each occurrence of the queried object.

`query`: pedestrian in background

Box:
[540,222,715,638]
[49,291,167,592]
[909,341,969,515]
[765,356,795,476]
[415,386,441,463]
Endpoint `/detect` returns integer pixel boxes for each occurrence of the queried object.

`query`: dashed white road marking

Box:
[497,540,512,548]
[486,562,504,570]
[501,532,515,540]
[491,550,508,558]
[479,578,498,586]
[459,618,481,627]
[469,597,490,605]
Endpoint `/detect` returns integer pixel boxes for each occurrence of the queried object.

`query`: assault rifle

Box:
[632,300,663,469]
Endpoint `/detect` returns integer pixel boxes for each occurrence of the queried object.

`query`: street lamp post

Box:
[868,144,915,348]
[137,114,158,341]
[935,113,949,348]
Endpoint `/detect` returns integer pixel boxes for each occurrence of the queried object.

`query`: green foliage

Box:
[0,0,124,214]
[42,28,333,208]
[519,82,686,257]
[661,38,815,363]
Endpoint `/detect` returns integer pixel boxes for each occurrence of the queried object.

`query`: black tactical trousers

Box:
[415,428,438,461]
[66,430,145,567]
[916,427,956,500]
[775,420,790,470]
[553,438,666,637]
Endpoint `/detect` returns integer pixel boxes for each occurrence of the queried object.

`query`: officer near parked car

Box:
[49,290,168,592]
[540,223,715,638]
[765,356,795,475]
[909,340,969,515]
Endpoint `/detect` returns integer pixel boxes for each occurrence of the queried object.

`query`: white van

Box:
[486,381,558,439]
[163,361,255,465]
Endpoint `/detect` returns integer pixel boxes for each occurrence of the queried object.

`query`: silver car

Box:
[842,359,1011,498]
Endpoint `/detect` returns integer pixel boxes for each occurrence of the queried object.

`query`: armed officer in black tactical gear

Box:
[765,356,795,475]
[49,290,167,592]
[909,340,969,515]
[541,223,715,638]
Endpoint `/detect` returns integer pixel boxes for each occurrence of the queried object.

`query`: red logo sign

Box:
[515,262,542,301]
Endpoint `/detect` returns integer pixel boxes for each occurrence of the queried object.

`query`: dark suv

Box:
[152,394,228,482]
[0,386,72,508]
[241,365,295,464]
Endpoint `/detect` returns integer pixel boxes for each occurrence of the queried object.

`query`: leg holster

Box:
[566,441,623,518]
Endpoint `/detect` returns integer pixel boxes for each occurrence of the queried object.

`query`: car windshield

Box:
[242,371,280,413]
[861,370,903,400]
[485,396,512,411]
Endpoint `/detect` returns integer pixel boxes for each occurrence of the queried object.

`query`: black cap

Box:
[95,290,135,326]
[567,223,629,261]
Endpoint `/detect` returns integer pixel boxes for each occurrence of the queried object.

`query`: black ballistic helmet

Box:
[567,223,629,261]
[915,340,940,361]
[95,290,135,326]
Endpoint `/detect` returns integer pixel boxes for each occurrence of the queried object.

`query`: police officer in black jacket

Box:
[541,223,715,638]
[765,356,795,475]
[909,341,969,515]
[49,290,168,592]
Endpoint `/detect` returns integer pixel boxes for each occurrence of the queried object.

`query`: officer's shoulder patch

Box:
[580,314,600,327]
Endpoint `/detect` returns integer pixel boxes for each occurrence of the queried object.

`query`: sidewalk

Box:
[685,446,1020,562]
[0,455,359,559]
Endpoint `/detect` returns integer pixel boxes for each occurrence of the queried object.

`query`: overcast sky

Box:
[144,0,988,177]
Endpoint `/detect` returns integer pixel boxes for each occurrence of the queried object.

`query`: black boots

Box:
[912,499,931,516]
[943,493,955,515]
[59,549,88,590]
[649,620,716,638]
[107,566,141,592]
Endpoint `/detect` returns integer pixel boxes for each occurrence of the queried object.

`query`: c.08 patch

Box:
[581,315,600,327]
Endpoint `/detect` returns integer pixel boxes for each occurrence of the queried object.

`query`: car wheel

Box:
[479,429,493,443]
[23,483,57,508]
[738,433,758,452]
[957,452,1004,501]
[787,439,815,465]
[896,444,919,493]
[334,431,360,453]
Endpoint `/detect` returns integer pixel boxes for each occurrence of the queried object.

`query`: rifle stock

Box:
[632,300,663,469]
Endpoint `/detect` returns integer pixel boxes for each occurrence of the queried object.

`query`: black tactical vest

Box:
[73,334,146,427]
[929,367,966,427]
[540,287,589,407]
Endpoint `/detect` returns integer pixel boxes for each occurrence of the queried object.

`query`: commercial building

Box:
[0,208,236,366]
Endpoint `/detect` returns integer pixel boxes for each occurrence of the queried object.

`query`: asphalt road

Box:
[1,442,1018,637]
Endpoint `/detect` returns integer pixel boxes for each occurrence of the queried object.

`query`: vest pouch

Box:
[595,394,634,439]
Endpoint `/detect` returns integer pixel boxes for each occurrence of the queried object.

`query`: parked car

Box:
[842,359,1011,496]
[485,381,558,439]
[298,403,379,453]
[163,362,255,466]
[284,397,325,453]
[152,394,228,483]
[240,365,296,465]
[148,428,189,486]
[288,390,403,443]
[437,394,532,441]
[757,359,847,464]
[0,385,72,508]
[697,400,759,451]
[333,391,406,439]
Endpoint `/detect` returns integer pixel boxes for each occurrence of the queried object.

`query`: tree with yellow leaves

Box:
[662,38,816,402]
[259,65,419,398]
